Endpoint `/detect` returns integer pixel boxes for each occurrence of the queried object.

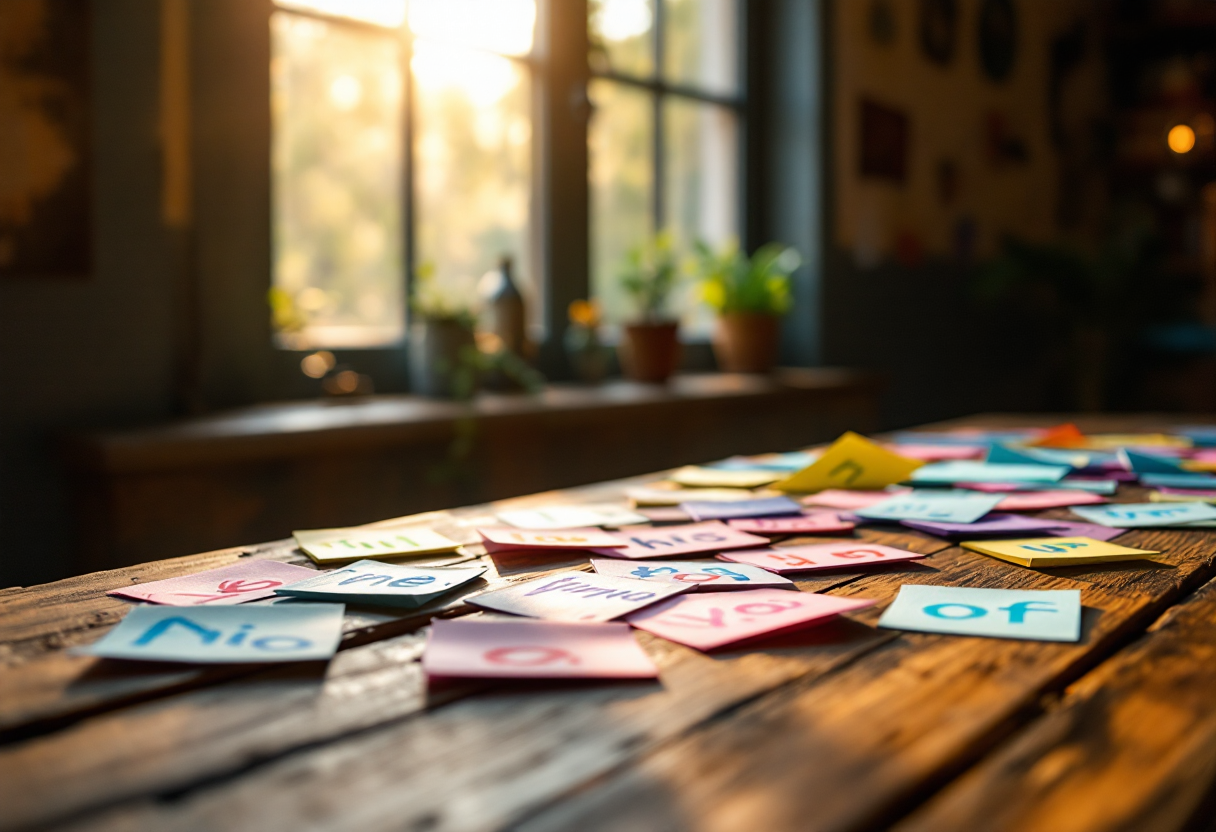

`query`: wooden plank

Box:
[890,575,1216,832]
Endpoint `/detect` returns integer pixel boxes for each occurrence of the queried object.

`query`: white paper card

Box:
[878,585,1081,642]
[467,571,687,622]
[275,560,486,608]
[590,558,794,590]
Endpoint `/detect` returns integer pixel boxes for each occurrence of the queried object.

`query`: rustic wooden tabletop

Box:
[2,414,1215,832]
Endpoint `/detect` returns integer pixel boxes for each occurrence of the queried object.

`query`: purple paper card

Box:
[680,496,803,522]
[900,513,1063,539]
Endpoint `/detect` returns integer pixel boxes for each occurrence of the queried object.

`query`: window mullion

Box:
[652,0,664,233]
[402,27,416,330]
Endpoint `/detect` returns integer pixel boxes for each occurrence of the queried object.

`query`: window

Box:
[271,0,538,350]
[588,0,743,334]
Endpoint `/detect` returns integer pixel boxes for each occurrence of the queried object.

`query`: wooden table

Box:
[4,414,1216,832]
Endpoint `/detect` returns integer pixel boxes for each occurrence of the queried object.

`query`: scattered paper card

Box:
[1119,448,1184,474]
[589,521,769,560]
[496,504,648,530]
[719,542,927,574]
[855,491,1003,524]
[900,513,1065,539]
[1071,501,1216,528]
[887,443,985,461]
[422,618,658,680]
[591,558,794,590]
[995,490,1107,511]
[668,466,783,489]
[910,462,1069,485]
[727,512,856,535]
[626,486,758,506]
[76,603,346,663]
[774,432,923,493]
[477,527,625,553]
[627,588,876,651]
[467,571,686,622]
[107,560,317,606]
[1150,489,1216,503]
[878,585,1081,641]
[680,496,803,522]
[800,489,906,510]
[294,527,460,564]
[274,560,486,608]
[1032,519,1125,541]
[1140,473,1216,489]
[961,537,1157,568]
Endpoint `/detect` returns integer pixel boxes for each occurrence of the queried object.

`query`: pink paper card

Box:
[996,491,1107,511]
[107,560,318,606]
[422,618,658,679]
[718,542,927,574]
[589,521,769,560]
[626,588,876,651]
[477,527,625,553]
[727,512,855,535]
[467,571,687,622]
[800,489,907,510]
[886,444,985,461]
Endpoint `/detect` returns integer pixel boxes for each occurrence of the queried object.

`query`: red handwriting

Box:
[483,646,580,666]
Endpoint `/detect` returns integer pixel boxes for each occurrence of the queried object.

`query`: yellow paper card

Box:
[294,527,461,564]
[1149,490,1216,504]
[1082,433,1192,449]
[773,432,923,493]
[667,466,783,489]
[961,536,1157,568]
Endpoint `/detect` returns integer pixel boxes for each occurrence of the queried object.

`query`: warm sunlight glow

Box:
[412,40,519,107]
[329,75,362,110]
[1168,123,1196,154]
[276,0,406,28]
[598,0,653,41]
[408,0,536,56]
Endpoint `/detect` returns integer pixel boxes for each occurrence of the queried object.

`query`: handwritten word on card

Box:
[1071,501,1216,528]
[422,618,658,679]
[627,588,876,651]
[855,491,1002,524]
[719,542,927,573]
[477,527,625,553]
[467,571,686,622]
[108,560,317,606]
[878,585,1081,642]
[275,560,486,608]
[294,527,460,564]
[727,513,856,535]
[590,521,769,560]
[77,604,346,663]
[774,432,923,493]
[496,504,648,530]
[591,558,794,590]
[961,537,1157,568]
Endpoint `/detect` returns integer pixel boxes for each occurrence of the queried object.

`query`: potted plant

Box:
[695,239,801,373]
[408,263,477,398]
[617,231,682,383]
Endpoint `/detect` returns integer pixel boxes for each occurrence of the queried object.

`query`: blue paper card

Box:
[1071,501,1216,528]
[910,461,1069,485]
[1119,449,1183,474]
[275,560,486,608]
[986,444,1086,470]
[855,490,1003,524]
[708,452,815,472]
[77,603,346,663]
[1056,478,1119,495]
[878,585,1081,642]
[1140,473,1216,489]
[680,496,803,522]
[1177,426,1216,448]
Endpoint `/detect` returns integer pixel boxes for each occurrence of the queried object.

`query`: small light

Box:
[1168,123,1196,154]
[301,350,336,378]
[332,370,360,393]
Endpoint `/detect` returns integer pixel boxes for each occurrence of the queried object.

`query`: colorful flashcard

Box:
[1119,448,1184,474]
[626,588,876,651]
[710,452,816,472]
[961,537,1157,568]
[667,466,783,489]
[626,486,759,506]
[466,571,686,622]
[877,585,1081,642]
[910,462,1069,485]
[680,496,803,522]
[986,444,1086,470]
[637,507,694,522]
[773,432,923,493]
[1150,489,1216,503]
[1056,479,1120,494]
[294,527,460,564]
[995,490,1107,511]
[800,489,907,510]
[107,560,317,606]
[1140,473,1216,489]
[885,443,986,461]
[77,603,346,663]
[1033,519,1126,542]
[422,618,658,680]
[589,521,770,560]
[727,512,856,535]
[900,513,1065,539]
[274,560,486,608]
[718,542,927,574]
[496,504,648,530]
[1071,501,1216,528]
[854,491,1003,524]
[590,558,795,590]
[957,479,1118,494]
[477,527,626,553]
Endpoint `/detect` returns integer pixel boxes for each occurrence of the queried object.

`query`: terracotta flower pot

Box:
[619,321,681,383]
[713,312,781,374]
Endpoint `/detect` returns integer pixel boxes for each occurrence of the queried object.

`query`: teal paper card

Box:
[1071,501,1216,528]
[856,490,1003,523]
[911,461,1069,484]
[275,560,487,608]
[77,603,346,663]
[878,585,1081,642]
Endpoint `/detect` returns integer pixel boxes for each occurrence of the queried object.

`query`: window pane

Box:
[275,0,405,29]
[589,0,655,78]
[408,0,536,57]
[664,97,739,333]
[589,79,654,325]
[272,13,404,349]
[663,0,738,96]
[413,40,533,313]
